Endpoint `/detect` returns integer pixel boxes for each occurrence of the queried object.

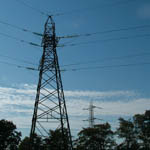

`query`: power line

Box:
[0,59,64,72]
[2,22,148,49]
[1,58,150,72]
[2,18,148,46]
[0,60,38,71]
[53,0,139,17]
[0,20,43,37]
[15,0,49,17]
[1,48,149,68]
[59,24,150,39]
[0,53,38,66]
[14,0,138,17]
[61,52,150,67]
[63,62,150,72]
[14,0,64,17]
[60,34,150,47]
[0,32,41,47]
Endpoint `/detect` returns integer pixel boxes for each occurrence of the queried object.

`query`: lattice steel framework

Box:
[30,16,73,150]
[84,101,102,128]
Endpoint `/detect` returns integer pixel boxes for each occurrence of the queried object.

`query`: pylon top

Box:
[45,16,55,28]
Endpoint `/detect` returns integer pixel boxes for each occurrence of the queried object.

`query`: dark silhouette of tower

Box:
[30,16,73,150]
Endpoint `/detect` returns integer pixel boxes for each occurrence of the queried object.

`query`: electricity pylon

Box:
[83,101,102,128]
[30,16,73,150]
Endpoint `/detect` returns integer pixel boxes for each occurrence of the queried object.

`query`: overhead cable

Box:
[61,52,150,67]
[1,59,150,72]
[0,60,38,71]
[0,32,41,47]
[59,24,150,39]
[0,20,43,37]
[53,0,139,17]
[63,62,150,72]
[15,0,138,17]
[15,0,49,17]
[0,53,38,66]
[60,34,150,47]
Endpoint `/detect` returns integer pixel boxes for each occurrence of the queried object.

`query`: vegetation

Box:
[0,119,21,150]
[1,110,150,149]
[44,128,70,150]
[75,123,116,150]
[116,110,150,150]
[18,134,44,150]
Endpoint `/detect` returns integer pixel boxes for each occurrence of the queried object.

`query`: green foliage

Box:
[116,118,139,150]
[75,110,150,150]
[133,110,150,149]
[19,134,44,150]
[18,137,30,150]
[44,128,70,150]
[19,129,70,150]
[75,122,116,150]
[116,110,150,150]
[0,119,21,150]
[17,110,150,150]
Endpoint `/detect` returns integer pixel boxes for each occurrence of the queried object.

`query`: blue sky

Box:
[0,0,150,138]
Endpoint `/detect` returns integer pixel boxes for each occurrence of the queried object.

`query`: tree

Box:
[19,137,30,150]
[19,134,44,150]
[44,128,70,150]
[0,119,21,150]
[116,117,139,150]
[19,129,71,150]
[133,110,150,150]
[75,123,116,150]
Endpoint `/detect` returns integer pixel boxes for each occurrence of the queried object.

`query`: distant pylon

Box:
[83,101,102,128]
[30,16,73,150]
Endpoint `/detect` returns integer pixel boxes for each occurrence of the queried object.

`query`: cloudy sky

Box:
[0,84,149,137]
[0,0,150,138]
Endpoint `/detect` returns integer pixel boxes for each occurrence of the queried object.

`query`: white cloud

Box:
[66,97,150,118]
[64,90,135,98]
[0,84,149,137]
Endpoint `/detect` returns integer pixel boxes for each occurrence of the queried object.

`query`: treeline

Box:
[0,110,150,150]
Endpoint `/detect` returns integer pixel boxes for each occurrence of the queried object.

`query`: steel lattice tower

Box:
[83,101,102,128]
[30,16,73,150]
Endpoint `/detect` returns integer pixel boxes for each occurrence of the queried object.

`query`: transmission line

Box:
[1,58,150,72]
[61,52,150,67]
[51,0,139,17]
[0,32,41,47]
[15,0,49,17]
[14,0,138,17]
[0,60,38,71]
[63,62,150,72]
[0,20,43,37]
[60,24,150,39]
[0,53,38,66]
[60,34,150,47]
[1,20,149,47]
[0,59,65,72]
